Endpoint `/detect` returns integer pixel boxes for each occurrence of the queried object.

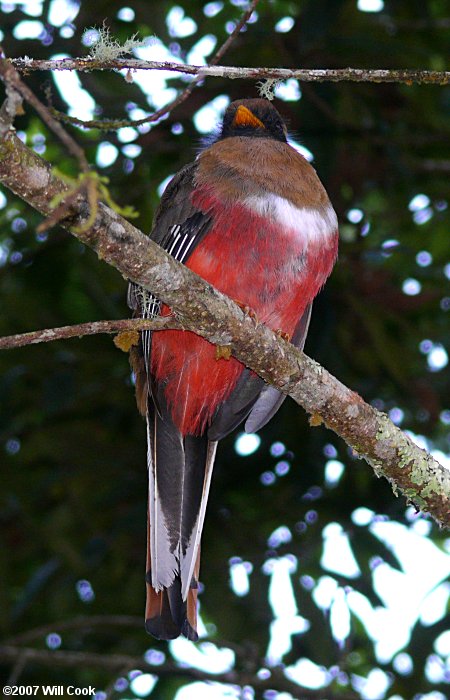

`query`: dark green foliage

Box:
[0,1,449,698]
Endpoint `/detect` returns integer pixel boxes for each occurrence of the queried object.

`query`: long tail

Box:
[145,403,217,640]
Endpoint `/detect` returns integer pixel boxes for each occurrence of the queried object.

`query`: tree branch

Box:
[8,59,450,85]
[0,122,448,525]
[0,318,181,350]
[13,1,260,132]
[5,615,143,646]
[0,644,358,700]
[0,46,89,171]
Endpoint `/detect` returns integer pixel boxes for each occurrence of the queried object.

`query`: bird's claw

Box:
[276,329,291,342]
[215,345,232,361]
[235,299,258,323]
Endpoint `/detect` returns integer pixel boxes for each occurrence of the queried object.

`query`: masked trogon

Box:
[128,98,339,641]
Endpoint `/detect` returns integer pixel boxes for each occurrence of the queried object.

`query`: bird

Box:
[128,98,339,641]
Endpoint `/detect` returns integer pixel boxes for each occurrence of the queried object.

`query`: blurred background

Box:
[0,1,449,698]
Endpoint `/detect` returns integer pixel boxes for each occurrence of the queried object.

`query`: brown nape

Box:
[196,136,330,210]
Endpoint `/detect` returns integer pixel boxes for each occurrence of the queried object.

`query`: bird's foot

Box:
[114,330,140,352]
[275,329,291,342]
[235,300,258,323]
[216,345,232,361]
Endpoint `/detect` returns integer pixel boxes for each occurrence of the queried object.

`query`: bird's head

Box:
[220,98,288,143]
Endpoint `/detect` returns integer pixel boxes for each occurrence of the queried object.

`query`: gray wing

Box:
[244,302,312,433]
[128,163,216,641]
[127,162,212,368]
[208,303,313,440]
[127,160,211,307]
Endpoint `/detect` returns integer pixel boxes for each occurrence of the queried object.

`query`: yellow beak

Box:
[232,105,265,130]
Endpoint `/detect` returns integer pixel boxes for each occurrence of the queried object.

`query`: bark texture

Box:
[0,125,448,526]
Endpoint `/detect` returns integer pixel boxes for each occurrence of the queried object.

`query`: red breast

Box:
[151,135,338,436]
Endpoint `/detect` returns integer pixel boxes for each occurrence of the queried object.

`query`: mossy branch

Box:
[9,59,450,85]
[0,123,448,526]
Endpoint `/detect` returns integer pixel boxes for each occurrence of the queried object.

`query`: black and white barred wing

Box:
[127,162,212,370]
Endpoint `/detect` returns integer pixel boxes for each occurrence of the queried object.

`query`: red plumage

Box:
[152,187,337,435]
[129,99,339,640]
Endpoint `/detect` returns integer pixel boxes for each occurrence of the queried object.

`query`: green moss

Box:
[0,132,16,158]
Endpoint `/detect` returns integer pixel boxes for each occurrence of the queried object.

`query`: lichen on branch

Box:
[0,124,448,527]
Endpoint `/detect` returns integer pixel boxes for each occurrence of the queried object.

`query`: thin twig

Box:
[45,0,260,131]
[102,664,135,700]
[209,0,260,66]
[0,77,23,135]
[0,118,449,525]
[9,59,450,85]
[35,183,83,233]
[417,158,450,172]
[5,615,143,646]
[0,45,89,171]
[0,645,358,700]
[6,652,28,686]
[0,318,181,351]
